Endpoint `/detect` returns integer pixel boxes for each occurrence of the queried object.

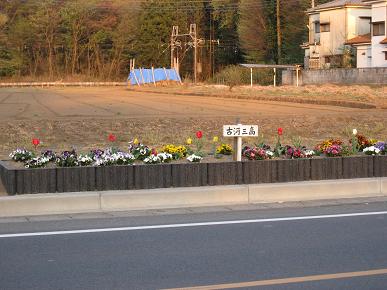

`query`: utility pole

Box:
[312,0,315,8]
[209,12,212,79]
[276,0,282,64]
[170,24,203,84]
[170,26,179,72]
[190,24,198,84]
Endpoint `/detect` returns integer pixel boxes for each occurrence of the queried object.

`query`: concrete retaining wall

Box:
[282,68,387,85]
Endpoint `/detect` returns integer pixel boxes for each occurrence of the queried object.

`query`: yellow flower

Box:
[133,138,139,145]
[213,136,219,143]
[216,143,233,155]
[186,137,192,145]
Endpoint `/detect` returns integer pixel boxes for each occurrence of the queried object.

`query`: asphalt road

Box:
[1,202,387,290]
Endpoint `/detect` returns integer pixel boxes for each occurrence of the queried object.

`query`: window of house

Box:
[385,52,387,61]
[373,22,385,36]
[315,22,320,33]
[321,23,330,32]
[359,17,372,34]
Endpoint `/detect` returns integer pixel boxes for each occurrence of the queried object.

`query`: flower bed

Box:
[1,156,387,195]
[1,130,387,195]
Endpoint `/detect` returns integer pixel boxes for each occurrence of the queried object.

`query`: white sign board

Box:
[223,125,258,137]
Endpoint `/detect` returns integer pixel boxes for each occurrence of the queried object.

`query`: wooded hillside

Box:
[0,0,330,80]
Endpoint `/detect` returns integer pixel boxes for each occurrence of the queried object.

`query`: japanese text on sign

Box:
[223,125,258,137]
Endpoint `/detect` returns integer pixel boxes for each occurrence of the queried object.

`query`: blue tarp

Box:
[127,68,181,85]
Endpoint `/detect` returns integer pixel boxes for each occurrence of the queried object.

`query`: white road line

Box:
[0,211,386,239]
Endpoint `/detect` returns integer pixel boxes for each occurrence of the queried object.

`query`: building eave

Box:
[307,4,371,14]
[351,42,372,46]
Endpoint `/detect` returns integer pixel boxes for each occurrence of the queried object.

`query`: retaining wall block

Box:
[134,164,172,189]
[16,168,56,194]
[310,157,343,180]
[57,167,96,193]
[374,156,387,177]
[208,162,243,186]
[96,166,133,191]
[78,167,97,192]
[326,157,344,180]
[343,155,374,179]
[276,159,294,183]
[242,160,274,184]
[291,158,312,182]
[171,163,208,188]
[275,159,311,182]
[0,162,16,195]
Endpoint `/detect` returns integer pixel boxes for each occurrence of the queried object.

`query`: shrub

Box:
[210,65,273,89]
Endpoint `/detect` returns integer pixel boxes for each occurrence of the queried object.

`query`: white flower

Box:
[78,154,93,165]
[363,146,380,155]
[266,151,274,157]
[144,155,161,164]
[187,154,202,162]
[353,129,358,135]
[303,149,315,158]
[24,156,49,168]
[157,153,173,163]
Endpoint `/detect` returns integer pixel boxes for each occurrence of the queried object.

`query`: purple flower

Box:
[375,142,386,152]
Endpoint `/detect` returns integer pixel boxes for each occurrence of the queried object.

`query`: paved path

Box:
[0,199,387,289]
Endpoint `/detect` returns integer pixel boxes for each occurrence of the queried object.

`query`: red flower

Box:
[196,131,203,139]
[277,128,283,136]
[151,148,158,155]
[108,134,116,142]
[32,138,40,146]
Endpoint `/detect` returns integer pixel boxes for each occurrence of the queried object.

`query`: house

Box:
[302,0,371,69]
[346,0,387,67]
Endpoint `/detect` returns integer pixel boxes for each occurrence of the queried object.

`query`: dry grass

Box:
[136,83,387,108]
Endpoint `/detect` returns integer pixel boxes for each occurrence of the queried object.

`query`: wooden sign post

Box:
[223,124,259,161]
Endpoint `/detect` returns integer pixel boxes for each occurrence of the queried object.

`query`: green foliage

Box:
[0,0,323,80]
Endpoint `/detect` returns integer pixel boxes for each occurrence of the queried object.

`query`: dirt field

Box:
[0,85,386,159]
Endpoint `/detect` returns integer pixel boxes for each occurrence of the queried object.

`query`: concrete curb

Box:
[0,178,386,217]
[249,178,382,203]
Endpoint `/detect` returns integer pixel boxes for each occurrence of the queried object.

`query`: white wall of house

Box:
[319,9,347,56]
[307,7,371,66]
[309,13,321,44]
[355,44,372,67]
[371,2,387,67]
